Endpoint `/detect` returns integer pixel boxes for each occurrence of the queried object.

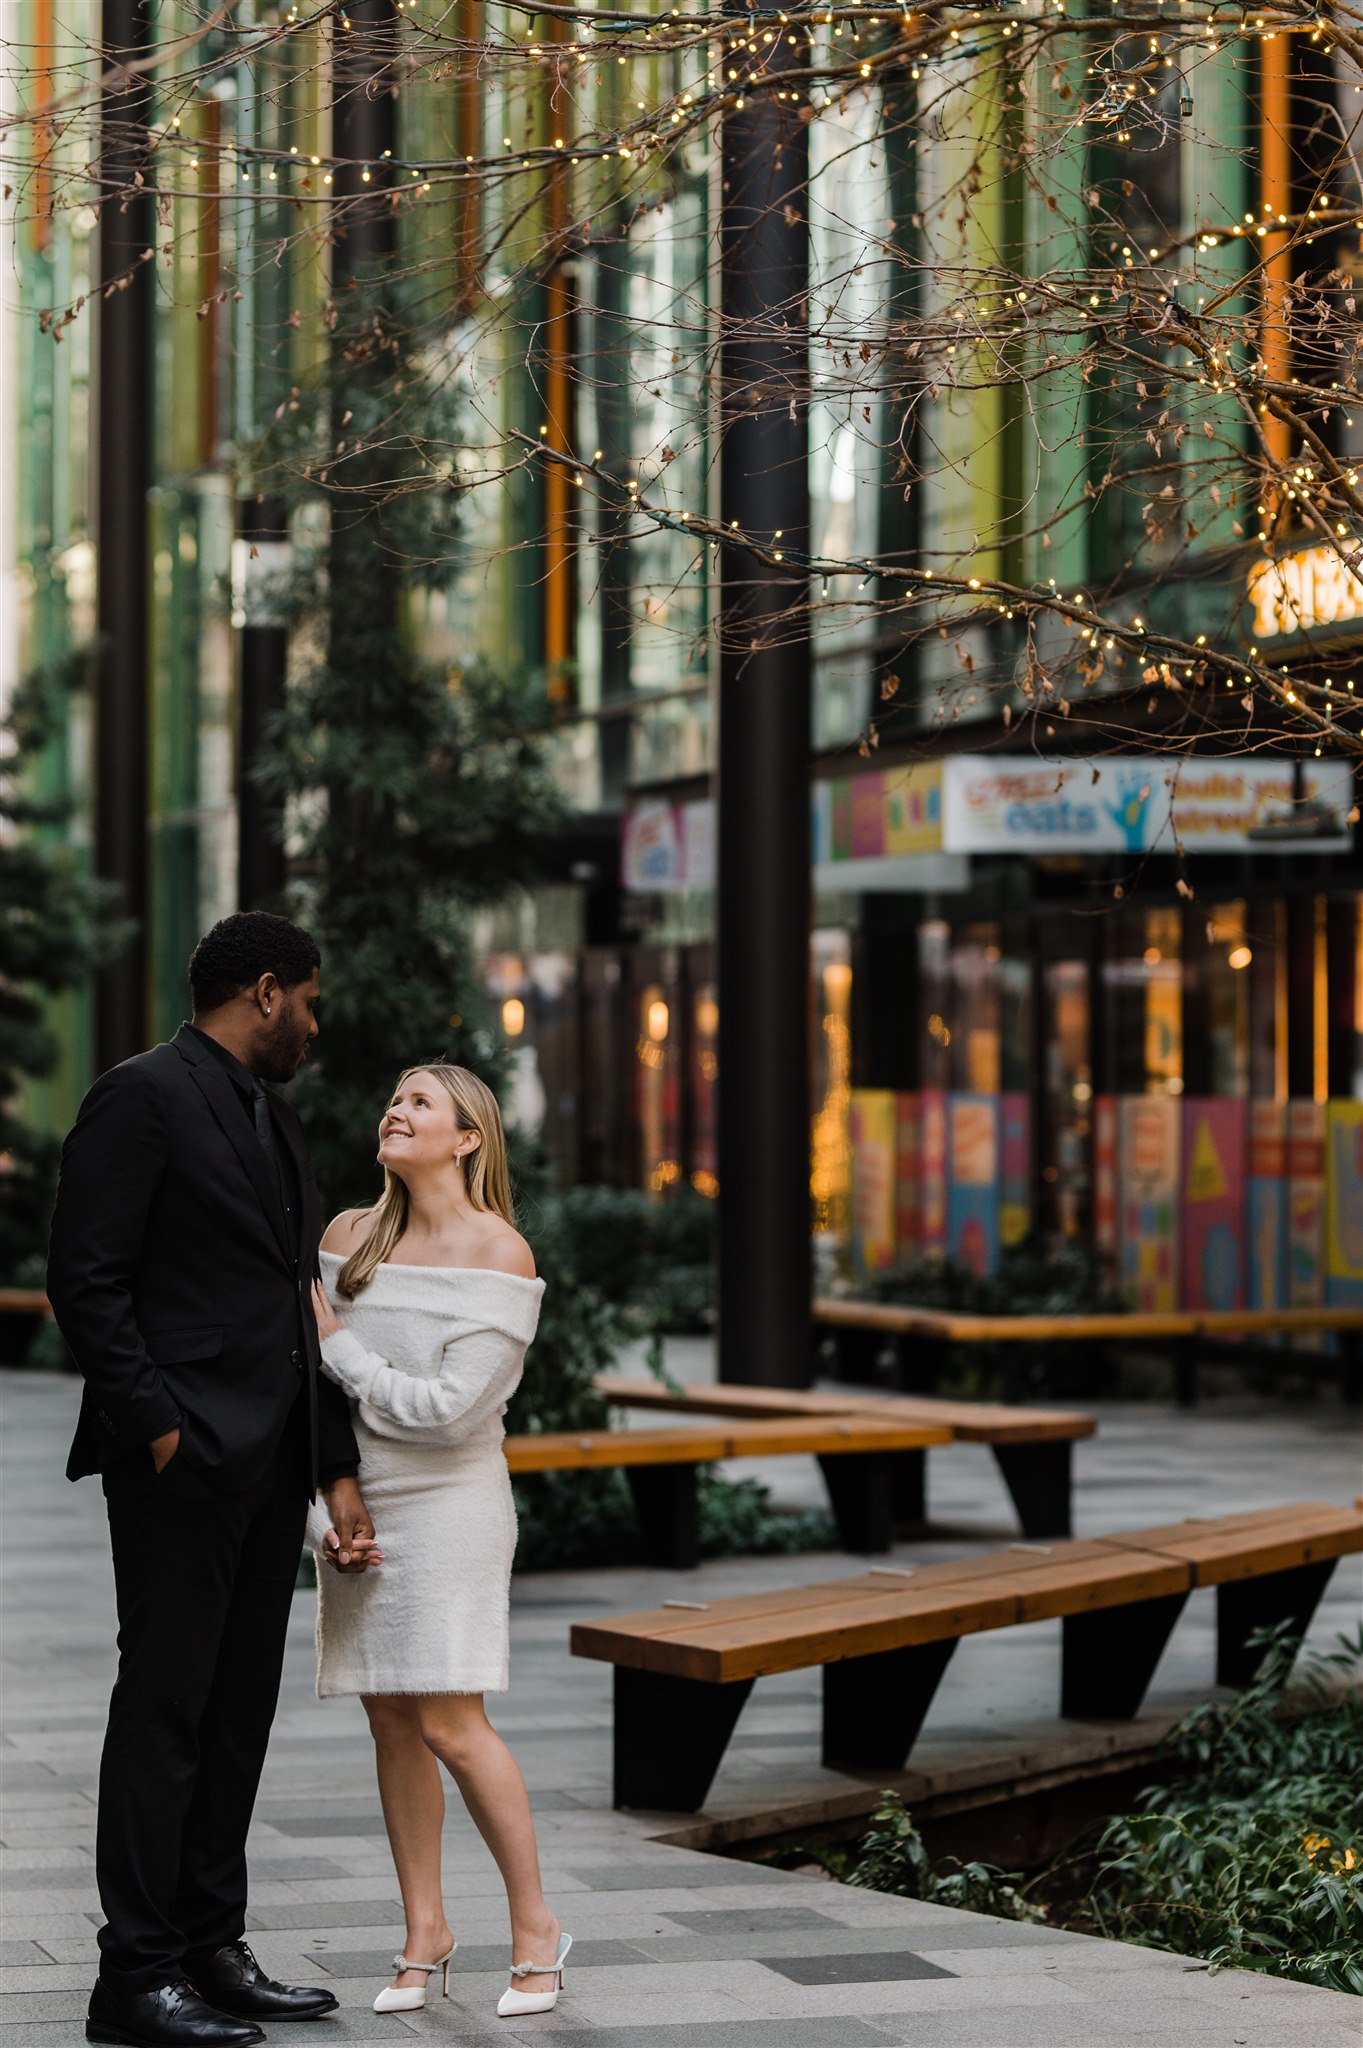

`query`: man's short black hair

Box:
[188,913,321,1015]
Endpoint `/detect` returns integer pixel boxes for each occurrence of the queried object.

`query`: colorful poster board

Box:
[919,1088,948,1261]
[1118,1095,1180,1311]
[1326,1100,1363,1309]
[894,1093,920,1259]
[849,1090,898,1277]
[1180,1100,1246,1310]
[1287,1100,1326,1312]
[1247,1100,1287,1311]
[947,1094,1000,1277]
[1000,1093,1031,1249]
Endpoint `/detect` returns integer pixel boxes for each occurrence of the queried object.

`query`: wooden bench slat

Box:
[569,1538,1201,1682]
[1101,1505,1363,1586]
[814,1297,1363,1341]
[505,1415,952,1475]
[594,1376,1095,1444]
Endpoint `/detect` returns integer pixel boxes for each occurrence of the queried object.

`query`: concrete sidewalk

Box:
[2,1367,1359,2048]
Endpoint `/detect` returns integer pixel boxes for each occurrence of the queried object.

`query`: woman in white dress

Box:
[309,1063,570,2021]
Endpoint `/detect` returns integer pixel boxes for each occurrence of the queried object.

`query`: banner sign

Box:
[947,1094,1000,1277]
[919,1088,949,1259]
[1000,1093,1031,1249]
[849,1090,898,1277]
[620,798,716,892]
[1287,1099,1326,1315]
[895,1093,920,1256]
[1247,1100,1287,1310]
[1326,1101,1363,1298]
[1119,1095,1180,1310]
[627,754,1354,889]
[940,756,1354,856]
[1181,1099,1246,1310]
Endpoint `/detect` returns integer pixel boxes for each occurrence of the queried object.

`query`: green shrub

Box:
[861,1234,1124,1318]
[510,1466,835,1573]
[1086,1627,1363,1993]
[823,1794,1043,1924]
[528,1185,714,1335]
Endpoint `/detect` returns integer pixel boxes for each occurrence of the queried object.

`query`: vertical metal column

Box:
[95,0,153,1068]
[331,0,397,287]
[716,19,813,1386]
[236,496,289,908]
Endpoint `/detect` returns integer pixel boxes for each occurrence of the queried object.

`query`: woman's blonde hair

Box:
[337,1063,514,1298]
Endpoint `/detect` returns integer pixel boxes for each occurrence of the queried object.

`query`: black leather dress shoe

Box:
[188,1941,339,2022]
[86,1976,264,2047]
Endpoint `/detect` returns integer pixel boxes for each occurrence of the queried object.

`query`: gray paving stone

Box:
[662,1906,839,1934]
[311,1939,654,1976]
[757,1950,957,1986]
[513,2024,890,2046]
[565,1860,799,1891]
[246,1899,404,1930]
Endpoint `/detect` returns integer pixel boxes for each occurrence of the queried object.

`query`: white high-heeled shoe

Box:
[372,1942,455,2013]
[496,1930,572,2017]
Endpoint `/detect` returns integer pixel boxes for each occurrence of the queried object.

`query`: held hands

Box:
[320,1476,382,1575]
[311,1281,380,1573]
[312,1277,342,1341]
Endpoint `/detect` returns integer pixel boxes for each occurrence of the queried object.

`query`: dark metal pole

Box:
[331,0,397,289]
[95,0,153,1068]
[236,496,289,909]
[716,22,812,1386]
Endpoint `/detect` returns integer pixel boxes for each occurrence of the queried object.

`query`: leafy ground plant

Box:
[1084,1626,1363,1993]
[810,1795,1043,1924]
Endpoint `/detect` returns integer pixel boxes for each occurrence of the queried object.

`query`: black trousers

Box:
[96,1403,309,1992]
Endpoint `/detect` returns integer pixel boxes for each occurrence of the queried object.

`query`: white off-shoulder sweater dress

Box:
[309,1251,544,1697]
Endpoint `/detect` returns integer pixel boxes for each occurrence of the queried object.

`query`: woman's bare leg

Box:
[362,1695,454,1993]
[416,1694,560,1994]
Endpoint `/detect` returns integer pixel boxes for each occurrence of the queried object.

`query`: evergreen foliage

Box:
[252,303,564,1210]
[0,657,130,1285]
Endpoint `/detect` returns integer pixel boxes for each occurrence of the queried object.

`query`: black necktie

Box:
[251,1082,278,1174]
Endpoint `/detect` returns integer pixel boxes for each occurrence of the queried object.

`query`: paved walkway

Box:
[2,1367,1360,2048]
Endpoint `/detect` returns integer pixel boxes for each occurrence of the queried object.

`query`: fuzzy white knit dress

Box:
[309,1250,544,1697]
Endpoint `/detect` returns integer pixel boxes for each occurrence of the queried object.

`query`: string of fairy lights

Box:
[9,0,1363,753]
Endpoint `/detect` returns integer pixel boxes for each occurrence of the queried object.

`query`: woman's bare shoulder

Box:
[320,1208,372,1255]
[469,1216,538,1280]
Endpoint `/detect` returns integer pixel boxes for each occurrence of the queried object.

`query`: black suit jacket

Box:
[47,1025,359,1495]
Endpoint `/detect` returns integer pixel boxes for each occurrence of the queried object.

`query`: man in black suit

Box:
[48,913,378,2048]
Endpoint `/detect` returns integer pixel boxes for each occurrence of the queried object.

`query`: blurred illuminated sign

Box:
[1247,545,1363,639]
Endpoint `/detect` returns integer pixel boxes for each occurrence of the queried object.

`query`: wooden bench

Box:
[814,1297,1363,1408]
[504,1416,950,1568]
[570,1500,1363,1810]
[595,1375,1093,1540]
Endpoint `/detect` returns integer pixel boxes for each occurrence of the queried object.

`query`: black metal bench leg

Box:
[1061,1591,1188,1718]
[890,1447,927,1531]
[1216,1559,1338,1688]
[823,1639,958,1770]
[992,1441,1074,1539]
[612,1666,754,1810]
[894,1334,950,1397]
[1339,1329,1362,1407]
[817,1452,894,1554]
[1171,1337,1198,1408]
[625,1464,700,1569]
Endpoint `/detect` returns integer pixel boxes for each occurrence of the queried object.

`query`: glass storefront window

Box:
[635,973,682,1197]
[1042,957,1092,1238]
[1104,906,1183,1095]
[689,980,719,1198]
[811,930,853,1239]
[949,923,1003,1095]
[1202,901,1251,1098]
